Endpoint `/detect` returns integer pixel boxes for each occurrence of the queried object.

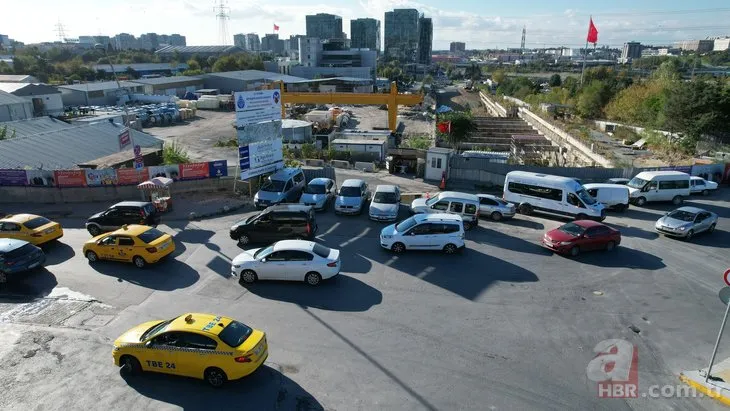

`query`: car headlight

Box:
[679,226,687,231]
[113,346,120,352]
[559,241,573,245]
[381,235,393,239]
[233,264,241,268]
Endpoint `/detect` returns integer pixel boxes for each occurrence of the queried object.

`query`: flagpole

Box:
[580,41,588,85]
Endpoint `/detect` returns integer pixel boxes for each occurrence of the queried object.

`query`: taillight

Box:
[140,210,145,217]
[145,247,157,253]
[234,355,252,363]
[306,223,311,235]
[327,261,337,267]
[31,233,43,237]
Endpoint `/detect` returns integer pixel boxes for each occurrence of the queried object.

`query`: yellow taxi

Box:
[113,313,268,387]
[0,214,63,246]
[82,224,175,268]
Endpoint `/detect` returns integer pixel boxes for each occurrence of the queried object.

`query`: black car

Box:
[0,239,45,284]
[230,204,318,245]
[86,201,160,236]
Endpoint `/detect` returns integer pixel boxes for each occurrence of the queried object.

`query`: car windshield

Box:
[141,319,173,341]
[305,184,327,194]
[261,179,286,192]
[627,177,648,189]
[373,192,398,204]
[425,196,440,206]
[24,217,51,229]
[138,228,165,243]
[218,320,254,348]
[667,210,696,222]
[576,189,596,205]
[312,243,332,258]
[395,216,418,232]
[339,186,361,197]
[558,223,586,237]
[254,245,273,259]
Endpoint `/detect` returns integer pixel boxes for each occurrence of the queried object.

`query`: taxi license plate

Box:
[254,343,264,357]
[44,228,55,234]
[158,242,169,251]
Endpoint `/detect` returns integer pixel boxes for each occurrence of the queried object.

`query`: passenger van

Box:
[254,168,306,208]
[409,191,480,230]
[379,213,465,254]
[626,171,690,206]
[503,171,606,220]
[583,183,630,212]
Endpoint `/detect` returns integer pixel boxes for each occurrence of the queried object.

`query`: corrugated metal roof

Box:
[57,80,141,92]
[0,119,163,169]
[0,83,60,96]
[205,70,307,83]
[289,77,372,84]
[0,90,29,105]
[0,74,38,83]
[155,45,243,54]
[91,63,189,72]
[129,76,203,85]
[1,117,73,137]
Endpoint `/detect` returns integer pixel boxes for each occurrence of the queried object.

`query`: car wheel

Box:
[635,197,647,207]
[120,355,141,376]
[443,243,458,254]
[614,204,626,213]
[569,246,580,257]
[132,256,146,269]
[576,213,588,221]
[519,203,533,215]
[463,221,474,231]
[709,223,716,233]
[391,242,406,254]
[685,229,694,240]
[305,272,322,286]
[491,212,502,221]
[238,234,250,245]
[85,250,98,263]
[672,195,683,205]
[605,241,616,252]
[87,225,101,236]
[702,189,709,196]
[239,269,257,285]
[204,367,227,388]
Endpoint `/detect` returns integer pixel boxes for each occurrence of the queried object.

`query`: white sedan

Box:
[690,176,719,196]
[231,240,341,286]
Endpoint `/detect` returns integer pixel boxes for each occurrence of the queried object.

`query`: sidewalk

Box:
[680,358,730,406]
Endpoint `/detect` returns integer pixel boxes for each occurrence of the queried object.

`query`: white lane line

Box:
[339,227,371,248]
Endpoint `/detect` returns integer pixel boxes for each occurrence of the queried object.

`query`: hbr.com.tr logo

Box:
[236,95,245,109]
[586,339,639,398]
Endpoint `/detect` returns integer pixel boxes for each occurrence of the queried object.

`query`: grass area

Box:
[162,141,191,164]
[401,135,433,150]
[213,138,238,148]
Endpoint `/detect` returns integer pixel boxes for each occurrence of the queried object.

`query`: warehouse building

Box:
[0,83,63,115]
[57,81,143,107]
[91,63,189,76]
[129,76,204,97]
[0,74,40,83]
[0,90,33,121]
[201,70,307,93]
[155,45,244,58]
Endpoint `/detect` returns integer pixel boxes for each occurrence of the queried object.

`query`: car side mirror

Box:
[260,258,267,263]
[145,341,153,348]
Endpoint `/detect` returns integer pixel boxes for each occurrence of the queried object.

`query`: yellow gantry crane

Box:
[271,81,424,132]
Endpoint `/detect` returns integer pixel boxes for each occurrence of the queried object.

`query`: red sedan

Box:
[542,220,621,257]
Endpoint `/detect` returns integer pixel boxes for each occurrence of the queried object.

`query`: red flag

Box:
[273,24,280,31]
[586,17,598,44]
[437,121,451,134]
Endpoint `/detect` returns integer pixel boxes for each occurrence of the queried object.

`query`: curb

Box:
[187,202,251,221]
[679,373,730,406]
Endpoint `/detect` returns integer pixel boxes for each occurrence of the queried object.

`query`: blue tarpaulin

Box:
[436,105,453,113]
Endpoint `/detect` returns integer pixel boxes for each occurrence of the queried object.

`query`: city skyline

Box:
[3,1,730,50]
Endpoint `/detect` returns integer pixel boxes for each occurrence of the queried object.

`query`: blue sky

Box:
[3,0,730,49]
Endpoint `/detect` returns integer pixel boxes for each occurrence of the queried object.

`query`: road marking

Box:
[339,227,370,248]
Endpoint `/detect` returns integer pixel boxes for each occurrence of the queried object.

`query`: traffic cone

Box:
[425,192,430,199]
[439,175,446,190]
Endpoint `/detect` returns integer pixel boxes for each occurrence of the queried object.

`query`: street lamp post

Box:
[94,43,131,130]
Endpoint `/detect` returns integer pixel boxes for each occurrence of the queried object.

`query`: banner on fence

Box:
[25,170,55,187]
[208,160,228,178]
[149,165,180,180]
[85,168,118,186]
[54,170,87,187]
[234,90,282,126]
[117,168,148,186]
[0,170,28,186]
[180,162,210,180]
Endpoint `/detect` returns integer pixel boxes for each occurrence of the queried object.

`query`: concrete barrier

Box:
[354,162,376,172]
[304,159,325,167]
[400,192,427,204]
[330,160,350,169]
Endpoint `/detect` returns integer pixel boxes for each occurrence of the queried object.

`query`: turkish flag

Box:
[273,24,280,31]
[586,17,598,44]
[437,121,451,134]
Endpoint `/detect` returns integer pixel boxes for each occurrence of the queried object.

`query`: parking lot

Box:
[1,189,729,410]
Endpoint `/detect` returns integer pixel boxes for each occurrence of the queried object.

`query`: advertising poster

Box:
[179,162,210,180]
[118,128,131,151]
[149,165,181,181]
[234,90,282,127]
[208,160,228,178]
[0,170,28,186]
[54,170,87,187]
[85,168,118,186]
[26,170,55,187]
[117,168,148,185]
[237,120,284,180]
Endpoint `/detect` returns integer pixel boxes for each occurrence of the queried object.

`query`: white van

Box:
[626,171,690,206]
[409,191,480,230]
[583,183,630,212]
[503,171,606,220]
[379,213,465,254]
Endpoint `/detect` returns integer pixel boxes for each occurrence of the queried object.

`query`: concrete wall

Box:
[479,92,507,117]
[0,176,234,204]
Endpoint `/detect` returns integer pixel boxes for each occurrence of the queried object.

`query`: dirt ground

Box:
[146,110,238,163]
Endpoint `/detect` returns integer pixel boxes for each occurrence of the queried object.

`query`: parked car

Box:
[0,214,63,245]
[583,184,630,212]
[542,220,621,257]
[232,240,340,286]
[605,178,630,185]
[229,205,317,245]
[654,206,718,240]
[369,185,401,222]
[380,213,465,254]
[626,171,690,206]
[254,168,306,209]
[83,225,175,268]
[0,239,45,284]
[86,202,160,236]
[477,194,515,221]
[335,179,370,215]
[690,176,719,196]
[299,178,337,211]
[410,191,480,230]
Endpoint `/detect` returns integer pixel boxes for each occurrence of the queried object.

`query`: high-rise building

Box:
[114,33,137,50]
[351,18,380,52]
[167,34,186,46]
[245,33,260,51]
[305,13,343,40]
[620,41,642,63]
[138,33,160,50]
[417,16,432,64]
[262,34,285,55]
[233,34,246,48]
[450,42,466,53]
[384,9,420,63]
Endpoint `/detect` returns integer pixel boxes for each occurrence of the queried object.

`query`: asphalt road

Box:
[1,191,730,410]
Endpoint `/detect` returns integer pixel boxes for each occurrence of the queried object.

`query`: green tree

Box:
[491,69,506,84]
[548,73,562,87]
[576,80,608,118]
[162,142,192,164]
[125,66,139,79]
[423,74,434,85]
[186,59,201,71]
[437,112,477,151]
[663,80,730,151]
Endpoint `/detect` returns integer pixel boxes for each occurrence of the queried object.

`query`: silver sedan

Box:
[477,194,516,221]
[655,206,718,240]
